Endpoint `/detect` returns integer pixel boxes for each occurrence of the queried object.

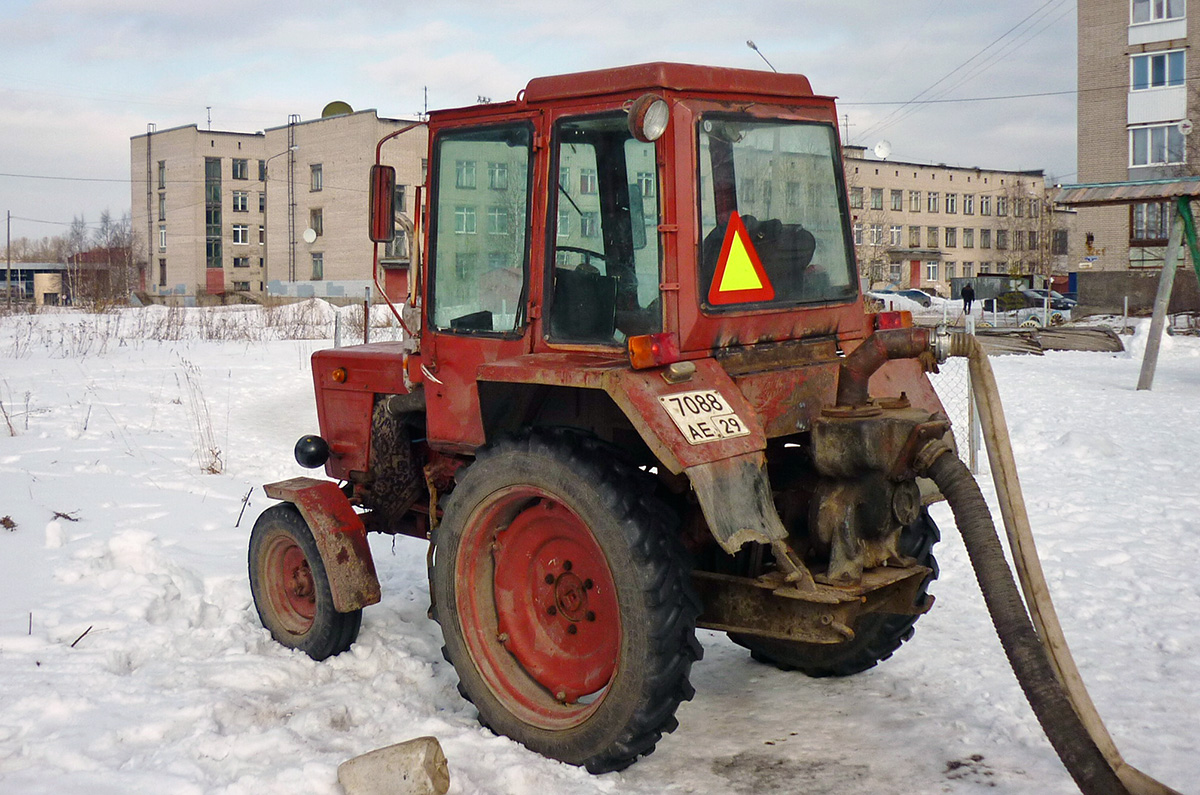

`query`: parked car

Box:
[1026,288,1077,310]
[895,288,935,307]
[981,290,1071,325]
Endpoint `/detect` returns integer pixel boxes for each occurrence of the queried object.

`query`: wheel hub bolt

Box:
[545,574,555,584]
[547,605,557,616]
[567,624,578,635]
[586,611,596,622]
[563,560,573,571]
[584,578,593,590]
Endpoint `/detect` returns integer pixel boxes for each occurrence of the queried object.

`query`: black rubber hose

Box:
[925,449,1129,795]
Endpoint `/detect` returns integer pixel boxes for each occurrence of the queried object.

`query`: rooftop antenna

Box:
[206,106,212,131]
[746,40,777,73]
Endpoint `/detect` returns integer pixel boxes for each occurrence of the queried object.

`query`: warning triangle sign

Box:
[708,211,775,305]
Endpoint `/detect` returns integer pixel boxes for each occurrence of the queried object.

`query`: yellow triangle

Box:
[718,232,764,292]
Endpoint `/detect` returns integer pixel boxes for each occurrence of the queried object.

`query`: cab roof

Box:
[523,62,814,103]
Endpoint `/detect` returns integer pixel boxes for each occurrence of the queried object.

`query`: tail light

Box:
[627,332,681,370]
[873,310,913,330]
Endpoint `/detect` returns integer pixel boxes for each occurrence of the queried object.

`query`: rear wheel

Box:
[732,509,940,677]
[433,430,701,773]
[248,504,361,660]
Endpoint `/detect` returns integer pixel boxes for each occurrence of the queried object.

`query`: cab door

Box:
[422,118,541,450]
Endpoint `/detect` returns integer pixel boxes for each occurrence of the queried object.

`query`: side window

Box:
[548,114,661,344]
[429,124,532,333]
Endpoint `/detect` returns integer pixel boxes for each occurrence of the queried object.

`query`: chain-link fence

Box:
[927,327,980,473]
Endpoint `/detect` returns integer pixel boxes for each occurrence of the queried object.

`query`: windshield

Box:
[697,116,856,310]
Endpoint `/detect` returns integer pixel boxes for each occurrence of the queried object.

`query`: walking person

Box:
[961,282,975,315]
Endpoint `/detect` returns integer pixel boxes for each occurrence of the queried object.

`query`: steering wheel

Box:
[557,245,607,263]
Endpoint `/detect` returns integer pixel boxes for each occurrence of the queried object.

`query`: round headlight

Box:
[628,94,669,142]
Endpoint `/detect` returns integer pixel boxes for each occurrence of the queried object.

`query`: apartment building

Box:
[842,147,1069,296]
[1077,0,1195,270]
[130,109,427,303]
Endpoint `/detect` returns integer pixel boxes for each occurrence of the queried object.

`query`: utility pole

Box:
[6,210,11,310]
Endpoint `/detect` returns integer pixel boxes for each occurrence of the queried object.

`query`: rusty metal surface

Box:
[262,478,381,613]
[693,565,932,643]
[478,353,766,473]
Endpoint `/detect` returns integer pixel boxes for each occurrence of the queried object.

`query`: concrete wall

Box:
[1076,267,1200,315]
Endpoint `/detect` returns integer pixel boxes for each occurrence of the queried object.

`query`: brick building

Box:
[130,109,427,304]
[1076,0,1195,271]
[842,147,1071,296]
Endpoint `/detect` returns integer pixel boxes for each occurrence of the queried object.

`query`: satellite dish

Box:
[874,140,892,160]
[302,228,318,244]
[321,101,353,118]
[1180,119,1194,136]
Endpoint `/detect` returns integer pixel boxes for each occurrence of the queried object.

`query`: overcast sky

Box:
[0,0,1078,242]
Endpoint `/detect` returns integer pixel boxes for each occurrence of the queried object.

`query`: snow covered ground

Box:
[1,304,1197,795]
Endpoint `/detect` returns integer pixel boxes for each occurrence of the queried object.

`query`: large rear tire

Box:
[732,509,940,677]
[248,504,362,660]
[433,430,701,773]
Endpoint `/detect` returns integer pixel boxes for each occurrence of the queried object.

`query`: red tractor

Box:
[249,63,955,773]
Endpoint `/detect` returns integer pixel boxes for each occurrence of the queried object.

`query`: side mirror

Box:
[369,164,396,243]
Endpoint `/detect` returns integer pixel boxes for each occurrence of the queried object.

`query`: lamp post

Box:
[261,146,297,294]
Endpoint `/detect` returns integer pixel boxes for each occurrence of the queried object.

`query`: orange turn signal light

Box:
[627,332,681,370]
[331,367,348,383]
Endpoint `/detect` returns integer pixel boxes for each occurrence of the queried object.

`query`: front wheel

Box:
[248,504,361,660]
[433,430,701,773]
[732,508,940,677]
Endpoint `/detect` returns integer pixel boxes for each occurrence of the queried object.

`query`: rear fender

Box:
[262,477,382,613]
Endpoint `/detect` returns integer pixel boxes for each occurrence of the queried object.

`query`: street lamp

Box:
[261,145,297,293]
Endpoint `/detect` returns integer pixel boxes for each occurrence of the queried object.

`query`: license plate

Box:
[658,389,751,445]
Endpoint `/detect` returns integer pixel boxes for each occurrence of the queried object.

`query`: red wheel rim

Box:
[262,531,317,635]
[456,487,621,730]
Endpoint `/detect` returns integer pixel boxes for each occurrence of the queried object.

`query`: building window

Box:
[233,256,250,268]
[927,192,940,213]
[854,222,864,245]
[205,157,221,269]
[158,224,166,251]
[311,252,323,280]
[1132,0,1185,24]
[488,162,508,190]
[870,188,883,211]
[310,208,323,237]
[1013,230,1024,250]
[945,262,956,279]
[258,225,265,244]
[996,229,1009,250]
[926,261,939,281]
[889,225,903,245]
[258,192,266,213]
[1132,201,1170,242]
[909,225,921,247]
[395,184,407,213]
[946,193,957,214]
[455,160,476,189]
[926,226,938,247]
[962,262,973,277]
[580,168,598,195]
[889,262,902,282]
[890,189,903,211]
[233,191,249,212]
[945,227,957,247]
[849,187,863,209]
[233,224,249,244]
[233,281,250,291]
[581,211,599,238]
[963,228,975,248]
[559,166,570,190]
[1030,198,1040,218]
[1131,124,1186,166]
[157,160,166,189]
[258,159,267,181]
[232,159,249,180]
[454,206,476,234]
[637,171,656,199]
[488,205,509,235]
[1052,229,1069,255]
[158,258,167,287]
[909,190,921,212]
[310,163,323,192]
[980,229,992,248]
[1028,230,1039,249]
[963,194,974,215]
[786,181,801,206]
[870,224,884,245]
[558,207,570,237]
[996,196,1008,216]
[157,193,166,221]
[980,195,992,215]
